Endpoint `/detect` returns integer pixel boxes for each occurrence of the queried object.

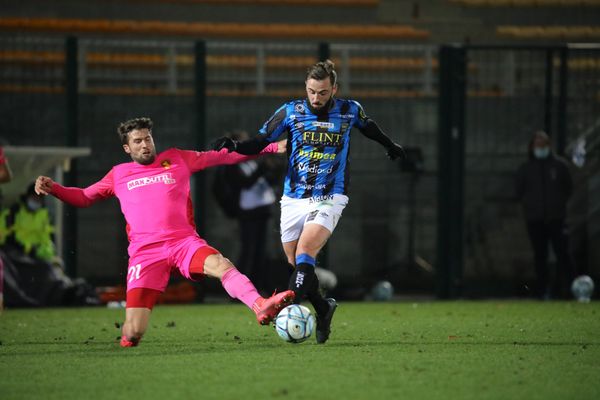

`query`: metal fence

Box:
[438,44,600,298]
[2,35,597,298]
[0,35,439,296]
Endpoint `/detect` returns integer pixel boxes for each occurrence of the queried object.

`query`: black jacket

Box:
[515,155,573,221]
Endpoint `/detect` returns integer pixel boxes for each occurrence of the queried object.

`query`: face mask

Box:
[26,198,42,211]
[533,147,550,159]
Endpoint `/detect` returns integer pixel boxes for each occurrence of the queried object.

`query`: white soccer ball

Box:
[275,304,315,343]
[571,275,595,303]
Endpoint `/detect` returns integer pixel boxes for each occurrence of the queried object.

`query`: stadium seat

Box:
[0,17,429,40]
[497,25,600,39]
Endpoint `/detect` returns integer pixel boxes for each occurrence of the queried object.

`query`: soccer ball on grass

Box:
[571,275,594,303]
[275,304,315,343]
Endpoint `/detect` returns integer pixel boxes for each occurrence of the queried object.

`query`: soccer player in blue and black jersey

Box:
[213,60,405,343]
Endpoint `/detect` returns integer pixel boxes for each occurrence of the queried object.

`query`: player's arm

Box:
[212,135,271,156]
[212,105,288,155]
[35,170,115,207]
[354,102,405,161]
[183,142,282,172]
[0,147,12,183]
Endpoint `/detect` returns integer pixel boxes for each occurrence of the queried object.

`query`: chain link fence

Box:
[0,35,438,294]
[3,34,595,297]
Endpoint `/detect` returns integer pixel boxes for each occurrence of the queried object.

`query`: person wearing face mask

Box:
[7,183,56,262]
[516,131,574,299]
[1,183,100,307]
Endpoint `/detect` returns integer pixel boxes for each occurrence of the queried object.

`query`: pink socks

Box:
[221,268,262,308]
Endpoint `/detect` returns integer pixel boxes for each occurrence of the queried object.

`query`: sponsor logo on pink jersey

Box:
[127,173,176,190]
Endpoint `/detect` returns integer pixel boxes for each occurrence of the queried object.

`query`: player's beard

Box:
[132,151,156,165]
[309,96,333,114]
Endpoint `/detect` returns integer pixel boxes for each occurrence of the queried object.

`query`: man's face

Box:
[306,78,337,111]
[123,129,156,165]
[26,194,43,211]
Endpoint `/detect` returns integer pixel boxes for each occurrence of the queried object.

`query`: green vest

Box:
[13,204,56,261]
[0,208,11,245]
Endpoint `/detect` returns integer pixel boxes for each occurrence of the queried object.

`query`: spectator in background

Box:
[227,130,278,294]
[0,183,99,308]
[0,145,12,310]
[516,131,574,299]
[7,183,56,263]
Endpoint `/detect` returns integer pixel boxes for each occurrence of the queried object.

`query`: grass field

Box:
[1,301,599,400]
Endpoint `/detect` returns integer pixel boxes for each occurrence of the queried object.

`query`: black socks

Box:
[289,262,329,317]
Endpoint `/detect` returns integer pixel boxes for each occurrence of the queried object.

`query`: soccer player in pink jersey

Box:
[34,117,294,347]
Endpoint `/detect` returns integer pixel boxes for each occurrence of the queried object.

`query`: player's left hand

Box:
[35,175,55,195]
[386,143,406,161]
[211,137,237,152]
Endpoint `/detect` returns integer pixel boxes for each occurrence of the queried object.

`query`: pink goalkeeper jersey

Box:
[52,145,278,254]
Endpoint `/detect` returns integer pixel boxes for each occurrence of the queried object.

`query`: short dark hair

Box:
[117,117,153,144]
[306,59,337,86]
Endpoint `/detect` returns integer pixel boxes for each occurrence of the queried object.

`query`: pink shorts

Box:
[126,236,218,293]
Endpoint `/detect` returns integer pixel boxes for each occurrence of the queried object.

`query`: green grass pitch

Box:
[1,301,599,400]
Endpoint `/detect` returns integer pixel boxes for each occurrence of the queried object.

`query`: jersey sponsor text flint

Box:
[301,131,342,146]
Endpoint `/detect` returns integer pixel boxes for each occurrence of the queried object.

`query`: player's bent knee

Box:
[123,306,151,341]
[204,254,234,278]
[217,257,235,275]
[124,318,147,338]
[125,317,148,336]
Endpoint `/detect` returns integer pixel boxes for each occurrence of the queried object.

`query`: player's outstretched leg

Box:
[222,267,294,325]
[253,290,296,325]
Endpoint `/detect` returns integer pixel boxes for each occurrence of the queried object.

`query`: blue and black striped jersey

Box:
[258,98,369,199]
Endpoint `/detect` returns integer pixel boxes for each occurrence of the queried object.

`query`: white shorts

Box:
[280,194,349,243]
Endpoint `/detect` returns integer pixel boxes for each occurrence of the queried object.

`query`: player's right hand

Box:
[211,137,237,153]
[35,176,54,196]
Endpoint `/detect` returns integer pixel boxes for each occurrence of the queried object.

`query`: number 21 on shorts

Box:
[128,264,141,283]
